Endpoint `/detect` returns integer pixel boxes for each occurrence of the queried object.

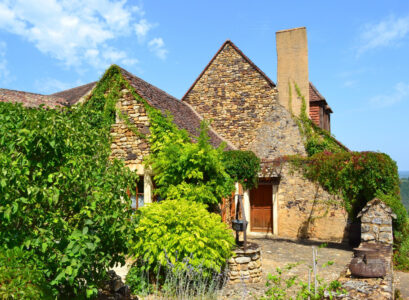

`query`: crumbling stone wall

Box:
[109,88,150,168]
[277,164,347,242]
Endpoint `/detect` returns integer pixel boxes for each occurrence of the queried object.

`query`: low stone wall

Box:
[335,244,393,300]
[330,199,396,300]
[228,243,262,284]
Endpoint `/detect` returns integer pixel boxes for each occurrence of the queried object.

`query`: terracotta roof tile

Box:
[0,88,67,108]
[309,82,332,113]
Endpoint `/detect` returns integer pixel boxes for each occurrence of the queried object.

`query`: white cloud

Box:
[357,15,409,55]
[148,37,168,60]
[0,42,11,84]
[0,0,167,69]
[370,81,409,108]
[135,19,155,42]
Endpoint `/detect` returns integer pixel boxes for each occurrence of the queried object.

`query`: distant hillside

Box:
[401,177,409,212]
[399,170,409,178]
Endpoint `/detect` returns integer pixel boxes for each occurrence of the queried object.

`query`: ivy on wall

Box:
[289,82,409,270]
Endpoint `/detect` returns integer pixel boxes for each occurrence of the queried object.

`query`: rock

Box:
[235,256,251,264]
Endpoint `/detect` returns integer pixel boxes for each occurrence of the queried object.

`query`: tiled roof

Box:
[309,82,332,113]
[181,40,276,101]
[0,88,67,108]
[51,82,96,106]
[119,68,235,150]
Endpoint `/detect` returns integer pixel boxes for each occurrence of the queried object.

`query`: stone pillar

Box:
[273,184,278,235]
[357,198,396,245]
[143,171,153,204]
[243,190,251,235]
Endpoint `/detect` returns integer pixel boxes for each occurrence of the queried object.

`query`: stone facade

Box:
[183,41,306,160]
[228,244,262,284]
[109,88,150,168]
[358,198,396,245]
[276,164,347,241]
[183,40,348,242]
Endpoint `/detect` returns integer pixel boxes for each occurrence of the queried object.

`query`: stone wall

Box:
[276,164,348,242]
[109,88,150,168]
[228,244,262,284]
[332,200,396,300]
[358,198,396,245]
[183,41,304,159]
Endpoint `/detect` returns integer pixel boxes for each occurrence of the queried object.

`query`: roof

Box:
[51,82,96,106]
[0,88,67,108]
[309,82,333,113]
[119,67,235,150]
[181,40,276,101]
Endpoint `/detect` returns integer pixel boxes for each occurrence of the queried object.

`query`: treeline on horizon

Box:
[400,177,409,212]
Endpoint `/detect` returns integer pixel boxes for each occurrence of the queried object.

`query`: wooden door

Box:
[250,184,273,232]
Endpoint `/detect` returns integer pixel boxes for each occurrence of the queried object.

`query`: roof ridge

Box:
[119,67,180,103]
[0,88,68,107]
[181,40,276,101]
[50,82,97,96]
[1,87,63,99]
[309,82,325,101]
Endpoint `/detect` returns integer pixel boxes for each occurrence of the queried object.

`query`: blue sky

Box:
[0,0,409,170]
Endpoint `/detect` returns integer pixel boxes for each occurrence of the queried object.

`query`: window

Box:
[130,176,144,210]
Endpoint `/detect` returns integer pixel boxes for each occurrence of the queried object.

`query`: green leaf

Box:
[66,266,73,276]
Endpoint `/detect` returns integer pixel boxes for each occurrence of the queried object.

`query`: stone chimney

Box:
[276,27,309,117]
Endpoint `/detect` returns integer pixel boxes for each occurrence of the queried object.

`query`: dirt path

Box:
[395,271,409,299]
[223,237,353,299]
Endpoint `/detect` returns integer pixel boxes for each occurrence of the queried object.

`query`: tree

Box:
[0,101,136,297]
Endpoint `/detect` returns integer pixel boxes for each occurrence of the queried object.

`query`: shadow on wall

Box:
[296,185,322,239]
[295,184,350,244]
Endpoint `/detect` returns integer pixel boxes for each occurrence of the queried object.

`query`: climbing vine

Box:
[288,82,408,269]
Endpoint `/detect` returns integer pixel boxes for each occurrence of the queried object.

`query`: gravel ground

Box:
[222,237,353,299]
[109,237,354,299]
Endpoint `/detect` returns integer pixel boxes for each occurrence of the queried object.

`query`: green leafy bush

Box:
[128,199,234,294]
[148,119,235,207]
[290,151,401,218]
[0,69,137,298]
[222,150,261,190]
[0,247,54,299]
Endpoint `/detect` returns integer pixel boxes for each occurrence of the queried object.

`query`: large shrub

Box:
[0,79,136,297]
[0,247,54,299]
[148,118,235,207]
[128,199,235,291]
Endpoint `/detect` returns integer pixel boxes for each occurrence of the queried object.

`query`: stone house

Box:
[0,27,348,242]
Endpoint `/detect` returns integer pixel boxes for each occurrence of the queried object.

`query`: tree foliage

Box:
[148,117,235,207]
[0,247,54,299]
[0,71,137,297]
[222,150,260,190]
[400,177,409,212]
